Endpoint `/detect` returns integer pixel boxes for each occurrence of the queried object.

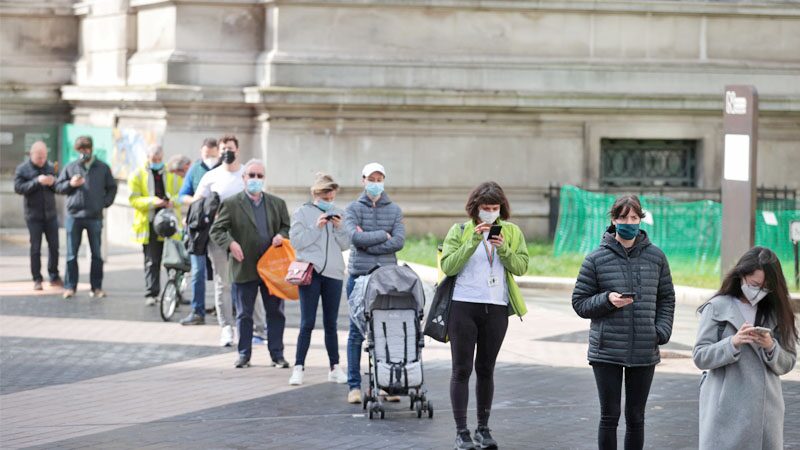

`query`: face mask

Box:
[741,281,769,306]
[365,182,384,197]
[246,179,263,194]
[615,223,639,240]
[203,157,218,168]
[316,199,334,212]
[80,152,92,162]
[478,209,500,225]
[222,150,236,165]
[150,162,164,171]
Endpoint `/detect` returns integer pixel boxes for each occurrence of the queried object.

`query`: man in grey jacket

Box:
[343,162,405,404]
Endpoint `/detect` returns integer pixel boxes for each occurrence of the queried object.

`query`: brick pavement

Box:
[1,234,799,449]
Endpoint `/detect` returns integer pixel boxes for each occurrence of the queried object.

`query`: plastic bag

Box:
[257,240,299,300]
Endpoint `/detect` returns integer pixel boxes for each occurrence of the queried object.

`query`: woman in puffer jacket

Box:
[571,194,675,450]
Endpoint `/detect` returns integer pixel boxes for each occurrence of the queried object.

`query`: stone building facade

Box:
[1,0,799,242]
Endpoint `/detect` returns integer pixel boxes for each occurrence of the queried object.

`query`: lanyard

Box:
[481,238,495,267]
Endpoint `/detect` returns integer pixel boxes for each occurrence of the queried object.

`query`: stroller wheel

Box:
[367,401,374,420]
[409,396,415,411]
[427,401,434,419]
[415,400,423,419]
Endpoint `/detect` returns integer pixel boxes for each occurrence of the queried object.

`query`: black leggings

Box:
[448,301,508,430]
[591,362,656,450]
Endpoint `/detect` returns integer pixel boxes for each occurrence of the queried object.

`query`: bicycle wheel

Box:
[160,279,179,322]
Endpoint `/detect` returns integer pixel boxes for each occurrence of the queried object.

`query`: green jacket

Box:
[440,219,529,318]
[209,191,291,284]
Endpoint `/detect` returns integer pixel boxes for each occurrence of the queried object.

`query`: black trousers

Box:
[448,301,508,431]
[591,362,656,450]
[142,224,164,297]
[27,216,59,282]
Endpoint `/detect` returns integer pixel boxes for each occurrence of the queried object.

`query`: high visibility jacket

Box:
[128,165,183,244]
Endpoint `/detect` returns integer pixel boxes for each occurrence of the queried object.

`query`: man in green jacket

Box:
[209,159,291,368]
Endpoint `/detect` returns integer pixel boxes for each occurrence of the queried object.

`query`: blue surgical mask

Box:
[365,182,384,197]
[150,162,164,171]
[316,199,334,212]
[246,179,263,194]
[615,223,639,240]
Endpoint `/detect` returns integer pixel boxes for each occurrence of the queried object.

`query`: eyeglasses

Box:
[247,173,264,179]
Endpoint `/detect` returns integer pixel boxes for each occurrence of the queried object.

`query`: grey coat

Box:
[289,203,350,280]
[693,295,797,450]
[344,192,405,276]
[571,227,675,367]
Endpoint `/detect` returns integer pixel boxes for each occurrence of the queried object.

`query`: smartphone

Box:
[325,214,341,221]
[752,326,772,335]
[620,292,636,300]
[488,224,502,240]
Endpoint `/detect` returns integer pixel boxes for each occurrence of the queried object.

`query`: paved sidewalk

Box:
[1,234,798,449]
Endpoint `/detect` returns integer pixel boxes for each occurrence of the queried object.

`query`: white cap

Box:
[361,162,386,178]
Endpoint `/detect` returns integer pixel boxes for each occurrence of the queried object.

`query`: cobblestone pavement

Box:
[1,233,798,449]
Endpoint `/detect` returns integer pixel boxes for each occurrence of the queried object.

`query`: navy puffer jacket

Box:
[344,192,405,276]
[571,226,675,367]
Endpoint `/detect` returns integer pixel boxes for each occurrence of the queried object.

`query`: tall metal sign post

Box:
[721,85,758,277]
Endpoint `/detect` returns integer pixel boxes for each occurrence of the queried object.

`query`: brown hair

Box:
[74,136,93,151]
[608,194,646,222]
[699,246,798,351]
[201,137,218,149]
[311,172,339,196]
[465,181,511,224]
[219,134,239,148]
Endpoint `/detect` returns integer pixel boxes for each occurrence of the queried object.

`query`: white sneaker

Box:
[144,296,157,306]
[289,365,304,385]
[219,325,234,347]
[328,364,348,384]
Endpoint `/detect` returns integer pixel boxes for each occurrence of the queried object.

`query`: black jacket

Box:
[54,159,118,219]
[14,159,58,221]
[185,192,220,255]
[571,227,676,367]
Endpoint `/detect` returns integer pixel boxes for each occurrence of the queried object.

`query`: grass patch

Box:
[398,236,749,289]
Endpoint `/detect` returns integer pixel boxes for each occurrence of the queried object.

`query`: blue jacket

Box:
[54,159,117,220]
[344,192,405,276]
[178,159,215,197]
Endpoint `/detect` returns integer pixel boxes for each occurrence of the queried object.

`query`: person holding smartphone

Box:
[571,194,675,450]
[288,173,351,386]
[440,181,529,450]
[693,247,797,450]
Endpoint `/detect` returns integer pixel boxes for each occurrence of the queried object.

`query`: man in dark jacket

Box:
[54,136,118,299]
[209,159,291,368]
[14,141,62,290]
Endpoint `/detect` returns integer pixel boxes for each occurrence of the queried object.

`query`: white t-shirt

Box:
[452,233,508,306]
[194,165,244,201]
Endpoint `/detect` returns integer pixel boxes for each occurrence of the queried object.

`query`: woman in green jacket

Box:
[440,181,529,450]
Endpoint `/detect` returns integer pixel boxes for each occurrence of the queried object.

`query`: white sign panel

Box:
[791,221,800,243]
[725,91,747,115]
[641,209,654,225]
[762,211,778,226]
[723,134,750,181]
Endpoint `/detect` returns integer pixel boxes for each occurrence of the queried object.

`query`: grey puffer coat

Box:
[344,192,405,276]
[571,227,676,367]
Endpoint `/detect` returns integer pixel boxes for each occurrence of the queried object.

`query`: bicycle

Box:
[160,267,187,321]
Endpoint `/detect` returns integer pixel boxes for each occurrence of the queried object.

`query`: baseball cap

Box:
[361,162,386,178]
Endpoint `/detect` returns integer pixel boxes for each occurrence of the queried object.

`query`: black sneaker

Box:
[473,426,498,449]
[179,313,205,326]
[234,356,251,368]
[454,429,477,450]
[271,358,290,368]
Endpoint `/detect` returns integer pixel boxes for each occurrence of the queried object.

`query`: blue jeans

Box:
[26,216,60,282]
[295,271,343,368]
[232,279,285,360]
[64,216,103,291]
[190,254,206,317]
[346,274,365,390]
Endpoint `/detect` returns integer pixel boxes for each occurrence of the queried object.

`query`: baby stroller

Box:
[359,265,433,420]
[154,209,191,321]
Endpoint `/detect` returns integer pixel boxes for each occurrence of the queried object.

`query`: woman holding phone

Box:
[288,173,351,386]
[693,246,797,450]
[571,194,675,450]
[440,181,529,450]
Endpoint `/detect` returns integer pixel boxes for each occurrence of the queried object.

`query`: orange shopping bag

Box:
[257,240,299,300]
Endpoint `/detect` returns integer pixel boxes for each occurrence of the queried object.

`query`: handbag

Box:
[285,261,314,286]
[422,274,457,343]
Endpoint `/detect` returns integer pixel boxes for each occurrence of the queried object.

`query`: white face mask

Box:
[741,281,769,306]
[203,157,218,168]
[478,209,500,225]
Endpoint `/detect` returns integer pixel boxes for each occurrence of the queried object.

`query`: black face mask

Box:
[222,150,236,165]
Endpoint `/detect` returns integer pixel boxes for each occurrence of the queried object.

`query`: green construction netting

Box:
[553,185,800,277]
